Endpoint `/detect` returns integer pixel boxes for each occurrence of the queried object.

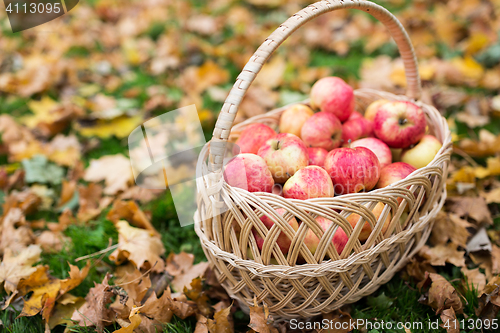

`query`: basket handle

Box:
[208,0,421,179]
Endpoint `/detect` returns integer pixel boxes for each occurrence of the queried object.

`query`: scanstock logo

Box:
[4,0,79,32]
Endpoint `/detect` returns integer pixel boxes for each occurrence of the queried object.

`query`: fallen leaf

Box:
[76,115,144,139]
[480,187,500,204]
[17,266,61,321]
[403,256,436,282]
[22,155,65,185]
[84,154,133,195]
[440,307,460,333]
[321,308,354,333]
[106,200,158,236]
[48,294,85,329]
[466,228,492,253]
[461,267,486,292]
[35,230,69,253]
[248,300,278,333]
[476,276,500,320]
[195,314,209,333]
[446,197,493,225]
[58,180,77,208]
[0,245,42,295]
[59,262,91,295]
[491,245,500,275]
[140,290,174,323]
[184,277,212,317]
[45,135,82,167]
[109,221,165,272]
[113,305,142,333]
[418,272,463,315]
[208,304,232,333]
[77,183,109,222]
[71,274,114,332]
[420,244,466,267]
[430,212,473,248]
[0,207,35,254]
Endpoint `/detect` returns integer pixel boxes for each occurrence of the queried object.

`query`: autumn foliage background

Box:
[0,0,500,332]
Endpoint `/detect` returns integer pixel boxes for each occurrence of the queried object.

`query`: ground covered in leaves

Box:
[1,0,500,332]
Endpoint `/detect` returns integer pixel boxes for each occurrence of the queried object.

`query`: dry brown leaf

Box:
[84,154,133,195]
[58,180,76,208]
[195,314,209,333]
[430,212,473,247]
[77,183,110,223]
[118,186,162,204]
[109,221,165,272]
[71,274,114,332]
[461,267,486,292]
[480,187,500,204]
[140,290,174,323]
[166,252,210,293]
[446,197,493,225]
[0,244,42,295]
[491,245,500,275]
[113,305,142,333]
[0,207,35,254]
[35,230,69,253]
[476,276,500,320]
[459,130,500,157]
[419,244,466,267]
[106,200,158,236]
[59,261,91,295]
[403,256,436,282]
[184,277,212,317]
[418,272,463,315]
[440,308,460,333]
[208,304,233,333]
[248,300,278,333]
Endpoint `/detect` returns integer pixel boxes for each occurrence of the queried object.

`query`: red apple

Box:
[279,104,314,138]
[307,147,328,167]
[301,112,343,151]
[341,117,373,144]
[283,166,334,200]
[364,99,389,121]
[235,123,276,155]
[346,202,392,241]
[304,216,348,255]
[373,101,426,148]
[324,147,380,195]
[310,77,355,122]
[376,162,416,189]
[258,133,308,183]
[348,111,364,121]
[253,208,299,254]
[223,153,274,192]
[350,137,392,169]
[401,135,442,169]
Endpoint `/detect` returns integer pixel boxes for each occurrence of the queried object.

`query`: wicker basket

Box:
[194,0,452,320]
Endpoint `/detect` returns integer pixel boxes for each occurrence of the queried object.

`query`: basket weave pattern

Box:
[195,0,452,319]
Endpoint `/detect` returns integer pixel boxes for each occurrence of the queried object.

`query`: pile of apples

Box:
[224,76,442,260]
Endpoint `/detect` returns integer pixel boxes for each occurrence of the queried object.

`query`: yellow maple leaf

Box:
[450,56,484,83]
[113,306,143,333]
[22,96,59,128]
[76,115,143,139]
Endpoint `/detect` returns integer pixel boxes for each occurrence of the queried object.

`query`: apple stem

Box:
[348,139,352,148]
